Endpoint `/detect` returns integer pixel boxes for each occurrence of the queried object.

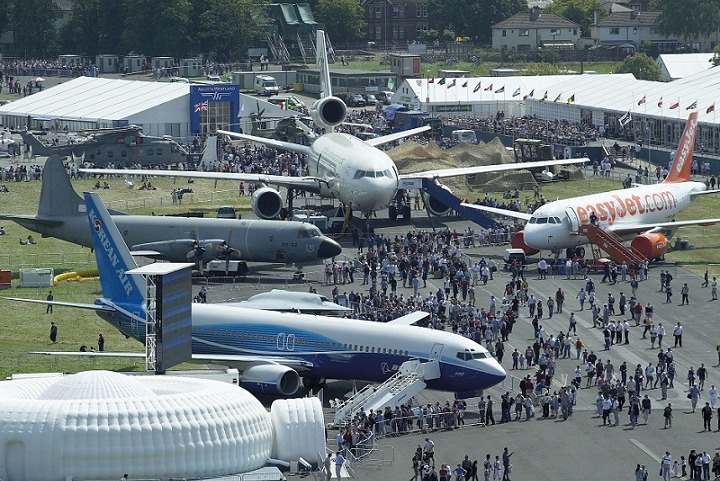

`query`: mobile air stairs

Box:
[576,224,646,265]
[332,359,440,427]
[420,178,497,229]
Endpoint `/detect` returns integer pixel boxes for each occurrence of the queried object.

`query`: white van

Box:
[451,129,477,143]
[254,75,279,96]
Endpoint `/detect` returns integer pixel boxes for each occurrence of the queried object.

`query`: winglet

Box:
[84,192,144,307]
[316,29,332,99]
[663,111,698,184]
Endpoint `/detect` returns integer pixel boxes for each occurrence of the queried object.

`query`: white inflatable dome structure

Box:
[0,370,325,481]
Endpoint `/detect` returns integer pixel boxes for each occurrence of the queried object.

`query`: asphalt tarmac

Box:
[226,212,719,481]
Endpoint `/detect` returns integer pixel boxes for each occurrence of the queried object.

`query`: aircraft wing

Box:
[611,218,720,236]
[400,157,588,180]
[217,129,311,155]
[386,310,430,326]
[4,297,115,311]
[30,351,315,370]
[364,126,432,147]
[460,203,533,221]
[79,168,324,194]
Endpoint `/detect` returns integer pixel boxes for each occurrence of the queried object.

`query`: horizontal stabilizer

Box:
[386,311,430,326]
[364,126,431,147]
[690,189,720,197]
[4,297,115,311]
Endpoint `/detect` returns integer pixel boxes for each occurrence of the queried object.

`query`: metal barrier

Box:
[0,251,95,269]
[103,188,239,212]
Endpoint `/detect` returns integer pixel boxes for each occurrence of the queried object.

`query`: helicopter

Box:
[248,103,316,146]
[19,125,190,166]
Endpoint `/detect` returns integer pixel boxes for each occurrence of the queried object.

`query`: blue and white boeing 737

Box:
[11,192,506,397]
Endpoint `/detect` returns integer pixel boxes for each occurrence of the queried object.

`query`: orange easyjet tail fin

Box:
[663,111,698,183]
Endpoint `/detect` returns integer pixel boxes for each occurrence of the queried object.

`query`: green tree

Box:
[656,0,720,41]
[199,0,268,61]
[427,0,526,43]
[523,62,562,75]
[9,0,58,57]
[711,43,720,66]
[544,0,605,37]
[0,2,10,43]
[315,0,365,44]
[121,0,192,56]
[616,52,663,81]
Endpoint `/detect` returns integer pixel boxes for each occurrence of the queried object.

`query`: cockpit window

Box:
[307,226,323,237]
[529,217,537,224]
[536,217,548,224]
[297,229,309,239]
[353,170,365,180]
[456,350,489,361]
[548,217,556,224]
[554,217,561,223]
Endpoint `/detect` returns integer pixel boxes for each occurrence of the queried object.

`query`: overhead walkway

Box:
[421,178,497,229]
[332,359,439,427]
[576,224,646,264]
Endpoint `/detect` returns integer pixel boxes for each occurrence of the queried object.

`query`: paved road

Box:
[228,212,719,481]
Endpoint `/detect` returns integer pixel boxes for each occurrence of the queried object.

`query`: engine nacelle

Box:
[511,230,540,255]
[241,363,301,396]
[631,233,669,259]
[422,184,452,217]
[252,187,284,219]
[310,96,347,130]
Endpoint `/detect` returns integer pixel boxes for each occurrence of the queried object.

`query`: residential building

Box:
[492,7,581,51]
[361,0,429,46]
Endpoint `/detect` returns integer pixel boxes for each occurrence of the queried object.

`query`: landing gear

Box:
[302,376,327,389]
[566,247,585,259]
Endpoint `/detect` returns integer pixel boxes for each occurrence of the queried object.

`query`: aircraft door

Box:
[276,333,286,351]
[429,343,443,361]
[565,207,580,233]
[286,334,295,351]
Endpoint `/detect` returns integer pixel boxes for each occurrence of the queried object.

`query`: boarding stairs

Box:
[420,178,497,229]
[576,224,646,265]
[267,33,291,64]
[333,359,439,427]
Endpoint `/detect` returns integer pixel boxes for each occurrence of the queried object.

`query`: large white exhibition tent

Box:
[656,53,715,81]
[0,77,190,136]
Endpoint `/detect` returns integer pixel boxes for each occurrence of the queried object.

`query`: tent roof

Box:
[407,68,720,123]
[656,53,715,81]
[0,76,189,122]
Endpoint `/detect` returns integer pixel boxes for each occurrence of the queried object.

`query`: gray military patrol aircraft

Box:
[19,125,189,166]
[0,156,342,266]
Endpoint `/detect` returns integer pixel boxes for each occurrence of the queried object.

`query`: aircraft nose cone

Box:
[484,359,507,387]
[317,238,342,259]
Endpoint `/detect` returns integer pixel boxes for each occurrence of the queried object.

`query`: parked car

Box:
[376,91,395,105]
[363,94,378,106]
[347,94,366,107]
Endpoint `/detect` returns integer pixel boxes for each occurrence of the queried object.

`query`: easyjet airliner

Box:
[463,112,720,259]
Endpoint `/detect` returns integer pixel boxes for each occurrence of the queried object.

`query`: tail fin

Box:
[84,192,144,307]
[663,111,698,183]
[316,30,332,99]
[19,130,50,156]
[38,155,84,217]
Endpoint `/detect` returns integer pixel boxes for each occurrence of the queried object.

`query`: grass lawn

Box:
[2,165,720,378]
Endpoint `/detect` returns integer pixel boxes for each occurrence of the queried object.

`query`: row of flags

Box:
[426,78,573,103]
[424,79,718,114]
[637,95,714,113]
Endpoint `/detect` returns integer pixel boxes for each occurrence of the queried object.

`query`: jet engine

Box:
[511,230,540,255]
[241,364,301,396]
[423,184,452,217]
[252,187,284,219]
[310,96,347,130]
[631,233,669,260]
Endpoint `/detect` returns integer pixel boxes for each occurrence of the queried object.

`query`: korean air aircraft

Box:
[11,192,505,397]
